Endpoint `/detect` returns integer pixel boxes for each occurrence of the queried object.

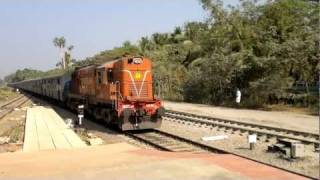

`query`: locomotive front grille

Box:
[129,82,148,98]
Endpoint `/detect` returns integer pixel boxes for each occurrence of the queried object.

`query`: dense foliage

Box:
[88,0,319,108]
[5,0,319,109]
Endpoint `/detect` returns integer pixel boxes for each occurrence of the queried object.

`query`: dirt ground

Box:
[0,87,18,104]
[163,101,319,133]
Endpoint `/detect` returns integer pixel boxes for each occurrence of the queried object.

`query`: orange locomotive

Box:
[67,56,165,130]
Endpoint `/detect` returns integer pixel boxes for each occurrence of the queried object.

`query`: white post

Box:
[236,88,241,104]
[78,116,83,125]
[77,104,84,126]
[248,134,257,150]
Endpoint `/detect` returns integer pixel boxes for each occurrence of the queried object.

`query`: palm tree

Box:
[65,45,74,68]
[53,37,66,69]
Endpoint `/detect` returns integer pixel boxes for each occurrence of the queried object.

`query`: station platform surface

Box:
[0,143,307,180]
[23,106,86,152]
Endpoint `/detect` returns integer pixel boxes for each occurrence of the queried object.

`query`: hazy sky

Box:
[0,0,239,79]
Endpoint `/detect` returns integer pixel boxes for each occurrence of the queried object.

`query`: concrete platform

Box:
[0,143,307,180]
[23,106,86,152]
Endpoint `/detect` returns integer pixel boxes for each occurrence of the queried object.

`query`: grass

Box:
[0,86,17,102]
[9,125,23,143]
[264,104,318,116]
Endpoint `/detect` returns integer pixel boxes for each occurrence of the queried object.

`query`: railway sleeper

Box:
[166,114,319,145]
[167,110,319,140]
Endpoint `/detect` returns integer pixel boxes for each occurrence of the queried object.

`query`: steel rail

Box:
[0,95,24,109]
[165,110,319,146]
[0,96,29,119]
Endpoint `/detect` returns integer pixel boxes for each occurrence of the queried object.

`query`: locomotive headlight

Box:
[134,72,142,80]
[122,104,134,109]
[146,104,154,108]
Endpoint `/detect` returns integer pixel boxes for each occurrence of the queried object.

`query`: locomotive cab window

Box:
[107,68,113,83]
[128,57,143,64]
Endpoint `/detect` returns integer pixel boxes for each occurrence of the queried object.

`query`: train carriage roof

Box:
[10,72,72,85]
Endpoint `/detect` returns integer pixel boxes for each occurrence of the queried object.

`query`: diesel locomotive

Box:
[10,56,165,130]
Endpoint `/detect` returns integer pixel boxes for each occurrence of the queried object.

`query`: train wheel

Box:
[103,110,112,126]
[93,108,103,120]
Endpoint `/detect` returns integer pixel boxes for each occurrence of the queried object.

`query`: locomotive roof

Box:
[96,56,146,69]
[76,64,97,70]
[97,59,120,69]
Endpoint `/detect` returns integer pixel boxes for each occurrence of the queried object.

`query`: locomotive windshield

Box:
[128,57,143,64]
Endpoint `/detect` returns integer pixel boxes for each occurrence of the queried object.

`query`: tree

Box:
[139,37,154,54]
[65,45,74,68]
[53,37,74,69]
[53,37,66,69]
[152,33,170,46]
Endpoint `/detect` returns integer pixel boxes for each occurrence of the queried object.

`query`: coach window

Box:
[97,71,102,84]
[107,68,113,83]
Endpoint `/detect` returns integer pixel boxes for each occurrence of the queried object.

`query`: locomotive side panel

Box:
[95,62,117,102]
[80,66,96,96]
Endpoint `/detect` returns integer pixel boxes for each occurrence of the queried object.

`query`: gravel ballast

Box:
[160,118,319,178]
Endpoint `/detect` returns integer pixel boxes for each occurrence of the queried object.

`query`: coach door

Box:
[106,68,117,101]
[95,68,105,100]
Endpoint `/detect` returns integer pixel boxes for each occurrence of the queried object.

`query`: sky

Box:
[0,0,239,79]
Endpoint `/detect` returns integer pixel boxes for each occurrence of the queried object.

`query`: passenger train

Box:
[10,56,165,130]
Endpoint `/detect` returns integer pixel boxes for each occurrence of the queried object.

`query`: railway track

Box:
[125,130,210,153]
[0,95,29,119]
[0,95,24,109]
[164,110,320,146]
